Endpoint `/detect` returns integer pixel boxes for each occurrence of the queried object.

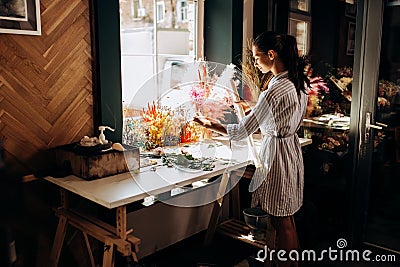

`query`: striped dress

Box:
[227,71,308,216]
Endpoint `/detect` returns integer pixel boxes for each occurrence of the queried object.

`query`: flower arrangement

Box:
[124,61,251,150]
[140,101,173,148]
[377,80,399,110]
[306,76,330,117]
[307,63,353,115]
[123,117,148,149]
[336,66,353,87]
[327,66,353,102]
[180,121,201,143]
[124,101,201,149]
[189,63,212,106]
[188,61,234,122]
[306,129,350,155]
[317,132,349,153]
[162,107,187,146]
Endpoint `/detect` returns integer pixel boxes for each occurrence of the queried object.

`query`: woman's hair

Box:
[253,31,310,95]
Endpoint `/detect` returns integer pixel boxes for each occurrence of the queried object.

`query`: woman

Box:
[195,31,309,266]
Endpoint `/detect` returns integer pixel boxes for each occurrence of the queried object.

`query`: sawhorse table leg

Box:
[49,189,140,267]
[102,240,115,267]
[50,214,68,267]
[204,171,231,246]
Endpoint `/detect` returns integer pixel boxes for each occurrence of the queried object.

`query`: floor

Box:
[120,227,400,267]
[2,200,400,267]
[133,232,259,267]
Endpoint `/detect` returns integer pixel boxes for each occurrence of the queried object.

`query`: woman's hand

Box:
[193,116,227,135]
[193,115,213,126]
[234,100,255,115]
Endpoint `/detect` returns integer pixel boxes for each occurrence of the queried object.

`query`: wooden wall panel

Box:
[0,0,94,174]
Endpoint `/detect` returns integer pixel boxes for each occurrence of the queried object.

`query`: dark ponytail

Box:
[253,31,310,95]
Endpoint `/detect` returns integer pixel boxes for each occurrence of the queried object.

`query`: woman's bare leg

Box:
[269,215,299,267]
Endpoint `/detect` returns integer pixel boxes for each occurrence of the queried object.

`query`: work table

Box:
[45,137,312,265]
[45,137,312,209]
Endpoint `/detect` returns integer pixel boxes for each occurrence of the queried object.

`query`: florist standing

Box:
[195,31,309,267]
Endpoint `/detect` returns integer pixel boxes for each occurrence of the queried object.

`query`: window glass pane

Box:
[365,3,400,252]
[289,18,309,56]
[157,1,165,22]
[119,0,197,113]
[178,0,188,21]
[121,55,154,111]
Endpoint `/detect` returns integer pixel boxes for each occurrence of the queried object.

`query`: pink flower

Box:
[197,99,230,121]
[189,83,207,104]
[309,76,329,93]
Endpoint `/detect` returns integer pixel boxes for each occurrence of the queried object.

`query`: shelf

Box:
[329,76,352,101]
[302,117,350,131]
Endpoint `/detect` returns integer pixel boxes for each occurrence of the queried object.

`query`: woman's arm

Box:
[195,92,271,139]
[234,99,256,115]
[193,116,227,135]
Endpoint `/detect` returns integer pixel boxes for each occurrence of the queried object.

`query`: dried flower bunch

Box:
[239,39,273,101]
[336,66,353,89]
[140,101,173,148]
[180,121,201,143]
[123,117,148,149]
[377,80,399,109]
[306,76,330,117]
[318,132,349,152]
[189,63,213,106]
[189,61,234,122]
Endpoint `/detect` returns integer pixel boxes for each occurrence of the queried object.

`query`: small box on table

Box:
[55,143,140,180]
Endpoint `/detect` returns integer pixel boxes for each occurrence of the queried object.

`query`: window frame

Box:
[289,0,311,13]
[288,11,311,56]
[91,0,204,142]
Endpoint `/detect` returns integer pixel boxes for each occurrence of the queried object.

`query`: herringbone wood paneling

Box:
[0,0,94,174]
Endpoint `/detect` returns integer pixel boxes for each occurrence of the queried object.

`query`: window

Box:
[288,14,310,56]
[288,0,311,56]
[177,0,188,22]
[119,0,202,117]
[156,1,165,23]
[131,0,145,18]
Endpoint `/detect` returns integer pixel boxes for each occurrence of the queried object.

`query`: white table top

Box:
[45,138,312,209]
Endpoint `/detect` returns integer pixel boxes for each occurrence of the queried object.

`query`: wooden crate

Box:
[55,143,140,180]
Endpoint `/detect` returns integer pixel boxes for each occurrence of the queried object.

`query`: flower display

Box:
[317,132,349,153]
[180,121,201,143]
[377,80,399,109]
[304,63,351,117]
[123,117,148,149]
[188,61,234,122]
[123,61,251,150]
[140,101,173,148]
[125,101,201,149]
[189,63,212,105]
[337,66,353,80]
[306,76,330,117]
